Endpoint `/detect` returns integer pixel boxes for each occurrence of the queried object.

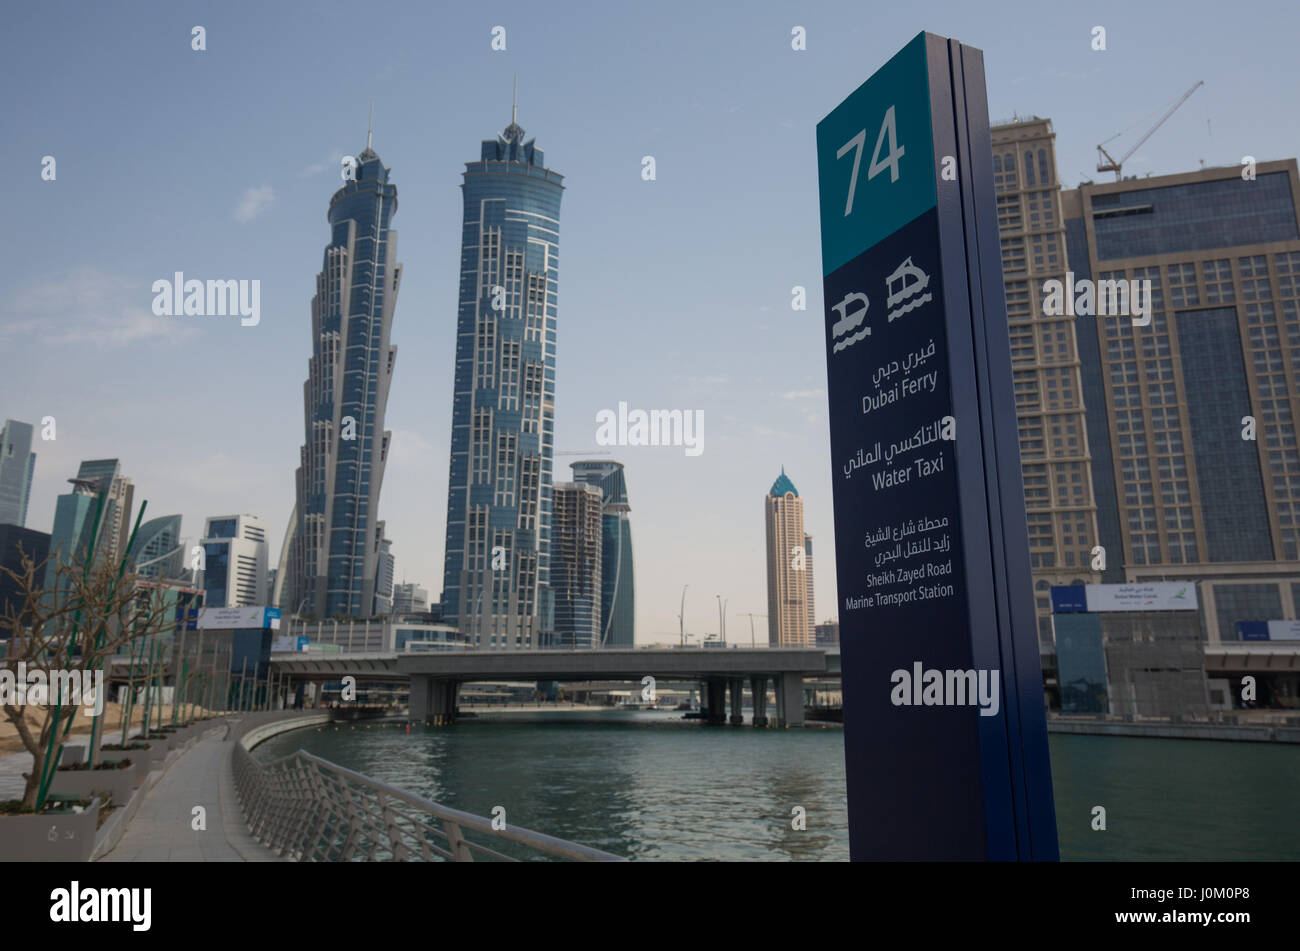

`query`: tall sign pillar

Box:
[816,32,1058,860]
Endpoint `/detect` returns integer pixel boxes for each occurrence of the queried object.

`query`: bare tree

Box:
[1,546,177,811]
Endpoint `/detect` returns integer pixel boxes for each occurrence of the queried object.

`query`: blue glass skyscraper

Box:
[45,459,133,590]
[131,514,184,580]
[0,419,36,527]
[287,127,400,619]
[441,96,564,649]
[570,459,635,646]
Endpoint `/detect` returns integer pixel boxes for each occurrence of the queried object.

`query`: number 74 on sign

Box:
[836,105,905,216]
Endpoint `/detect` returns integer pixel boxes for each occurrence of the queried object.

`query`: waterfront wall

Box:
[236,711,332,752]
[1048,718,1300,743]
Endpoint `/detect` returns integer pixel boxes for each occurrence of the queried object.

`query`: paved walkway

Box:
[99,724,280,862]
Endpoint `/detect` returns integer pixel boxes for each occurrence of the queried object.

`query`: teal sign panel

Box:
[816,32,937,275]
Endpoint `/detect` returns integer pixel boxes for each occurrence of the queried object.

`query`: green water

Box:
[254,712,1299,861]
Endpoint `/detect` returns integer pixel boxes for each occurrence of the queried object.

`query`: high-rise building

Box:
[46,459,134,587]
[440,91,564,649]
[990,118,1103,645]
[551,482,603,649]
[814,619,840,647]
[74,459,134,569]
[47,478,97,586]
[201,515,268,609]
[1059,158,1300,642]
[392,582,429,616]
[0,524,50,620]
[131,514,185,580]
[0,419,37,527]
[287,124,401,619]
[569,460,635,646]
[374,537,394,615]
[805,536,816,636]
[765,468,814,647]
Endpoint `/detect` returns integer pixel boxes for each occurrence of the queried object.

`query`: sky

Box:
[2,0,1297,643]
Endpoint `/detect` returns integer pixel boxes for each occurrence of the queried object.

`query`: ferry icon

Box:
[830,291,870,354]
[885,257,933,321]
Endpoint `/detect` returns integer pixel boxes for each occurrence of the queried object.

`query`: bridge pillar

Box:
[750,675,768,727]
[705,677,726,724]
[774,673,805,728]
[728,678,745,725]
[423,679,458,725]
[443,680,459,723]
[409,675,432,721]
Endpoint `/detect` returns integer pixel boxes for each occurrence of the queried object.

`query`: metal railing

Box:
[232,744,624,862]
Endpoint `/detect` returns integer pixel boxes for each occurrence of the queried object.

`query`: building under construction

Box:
[1053,589,1209,720]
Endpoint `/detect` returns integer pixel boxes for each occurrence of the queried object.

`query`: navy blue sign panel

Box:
[1051,586,1089,614]
[817,33,1058,861]
[1237,621,1270,641]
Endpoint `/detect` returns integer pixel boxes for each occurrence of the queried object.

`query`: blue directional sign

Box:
[817,32,1058,860]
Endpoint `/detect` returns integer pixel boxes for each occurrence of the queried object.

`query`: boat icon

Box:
[830,291,870,354]
[885,257,933,322]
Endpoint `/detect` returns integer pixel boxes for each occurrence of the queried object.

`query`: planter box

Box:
[49,760,140,807]
[140,739,169,770]
[137,731,172,753]
[0,798,101,861]
[60,746,86,767]
[100,742,162,775]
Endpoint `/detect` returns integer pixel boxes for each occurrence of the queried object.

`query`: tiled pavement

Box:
[98,725,280,862]
[0,732,104,799]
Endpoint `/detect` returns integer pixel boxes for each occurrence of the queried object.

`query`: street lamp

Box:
[679,584,689,647]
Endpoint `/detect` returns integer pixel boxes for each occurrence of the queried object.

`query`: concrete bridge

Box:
[270,648,830,727]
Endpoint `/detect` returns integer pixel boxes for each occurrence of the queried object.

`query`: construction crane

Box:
[1096,80,1203,181]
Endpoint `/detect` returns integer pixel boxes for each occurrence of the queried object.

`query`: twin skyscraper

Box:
[283,96,634,649]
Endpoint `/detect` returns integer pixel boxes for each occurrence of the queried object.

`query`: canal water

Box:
[253,712,1299,861]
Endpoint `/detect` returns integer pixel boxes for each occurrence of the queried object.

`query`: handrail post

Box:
[444,820,474,862]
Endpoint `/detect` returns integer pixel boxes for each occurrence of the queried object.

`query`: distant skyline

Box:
[3,0,1297,641]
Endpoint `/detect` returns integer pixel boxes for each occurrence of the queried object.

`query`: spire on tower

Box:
[502,77,525,145]
[359,101,379,162]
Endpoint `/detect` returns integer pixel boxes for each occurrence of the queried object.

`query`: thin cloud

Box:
[235,185,275,223]
[2,269,198,347]
[781,388,825,400]
[298,148,346,179]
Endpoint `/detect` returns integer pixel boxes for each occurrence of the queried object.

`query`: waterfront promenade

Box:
[0,714,316,862]
[2,710,627,862]
[98,722,281,862]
